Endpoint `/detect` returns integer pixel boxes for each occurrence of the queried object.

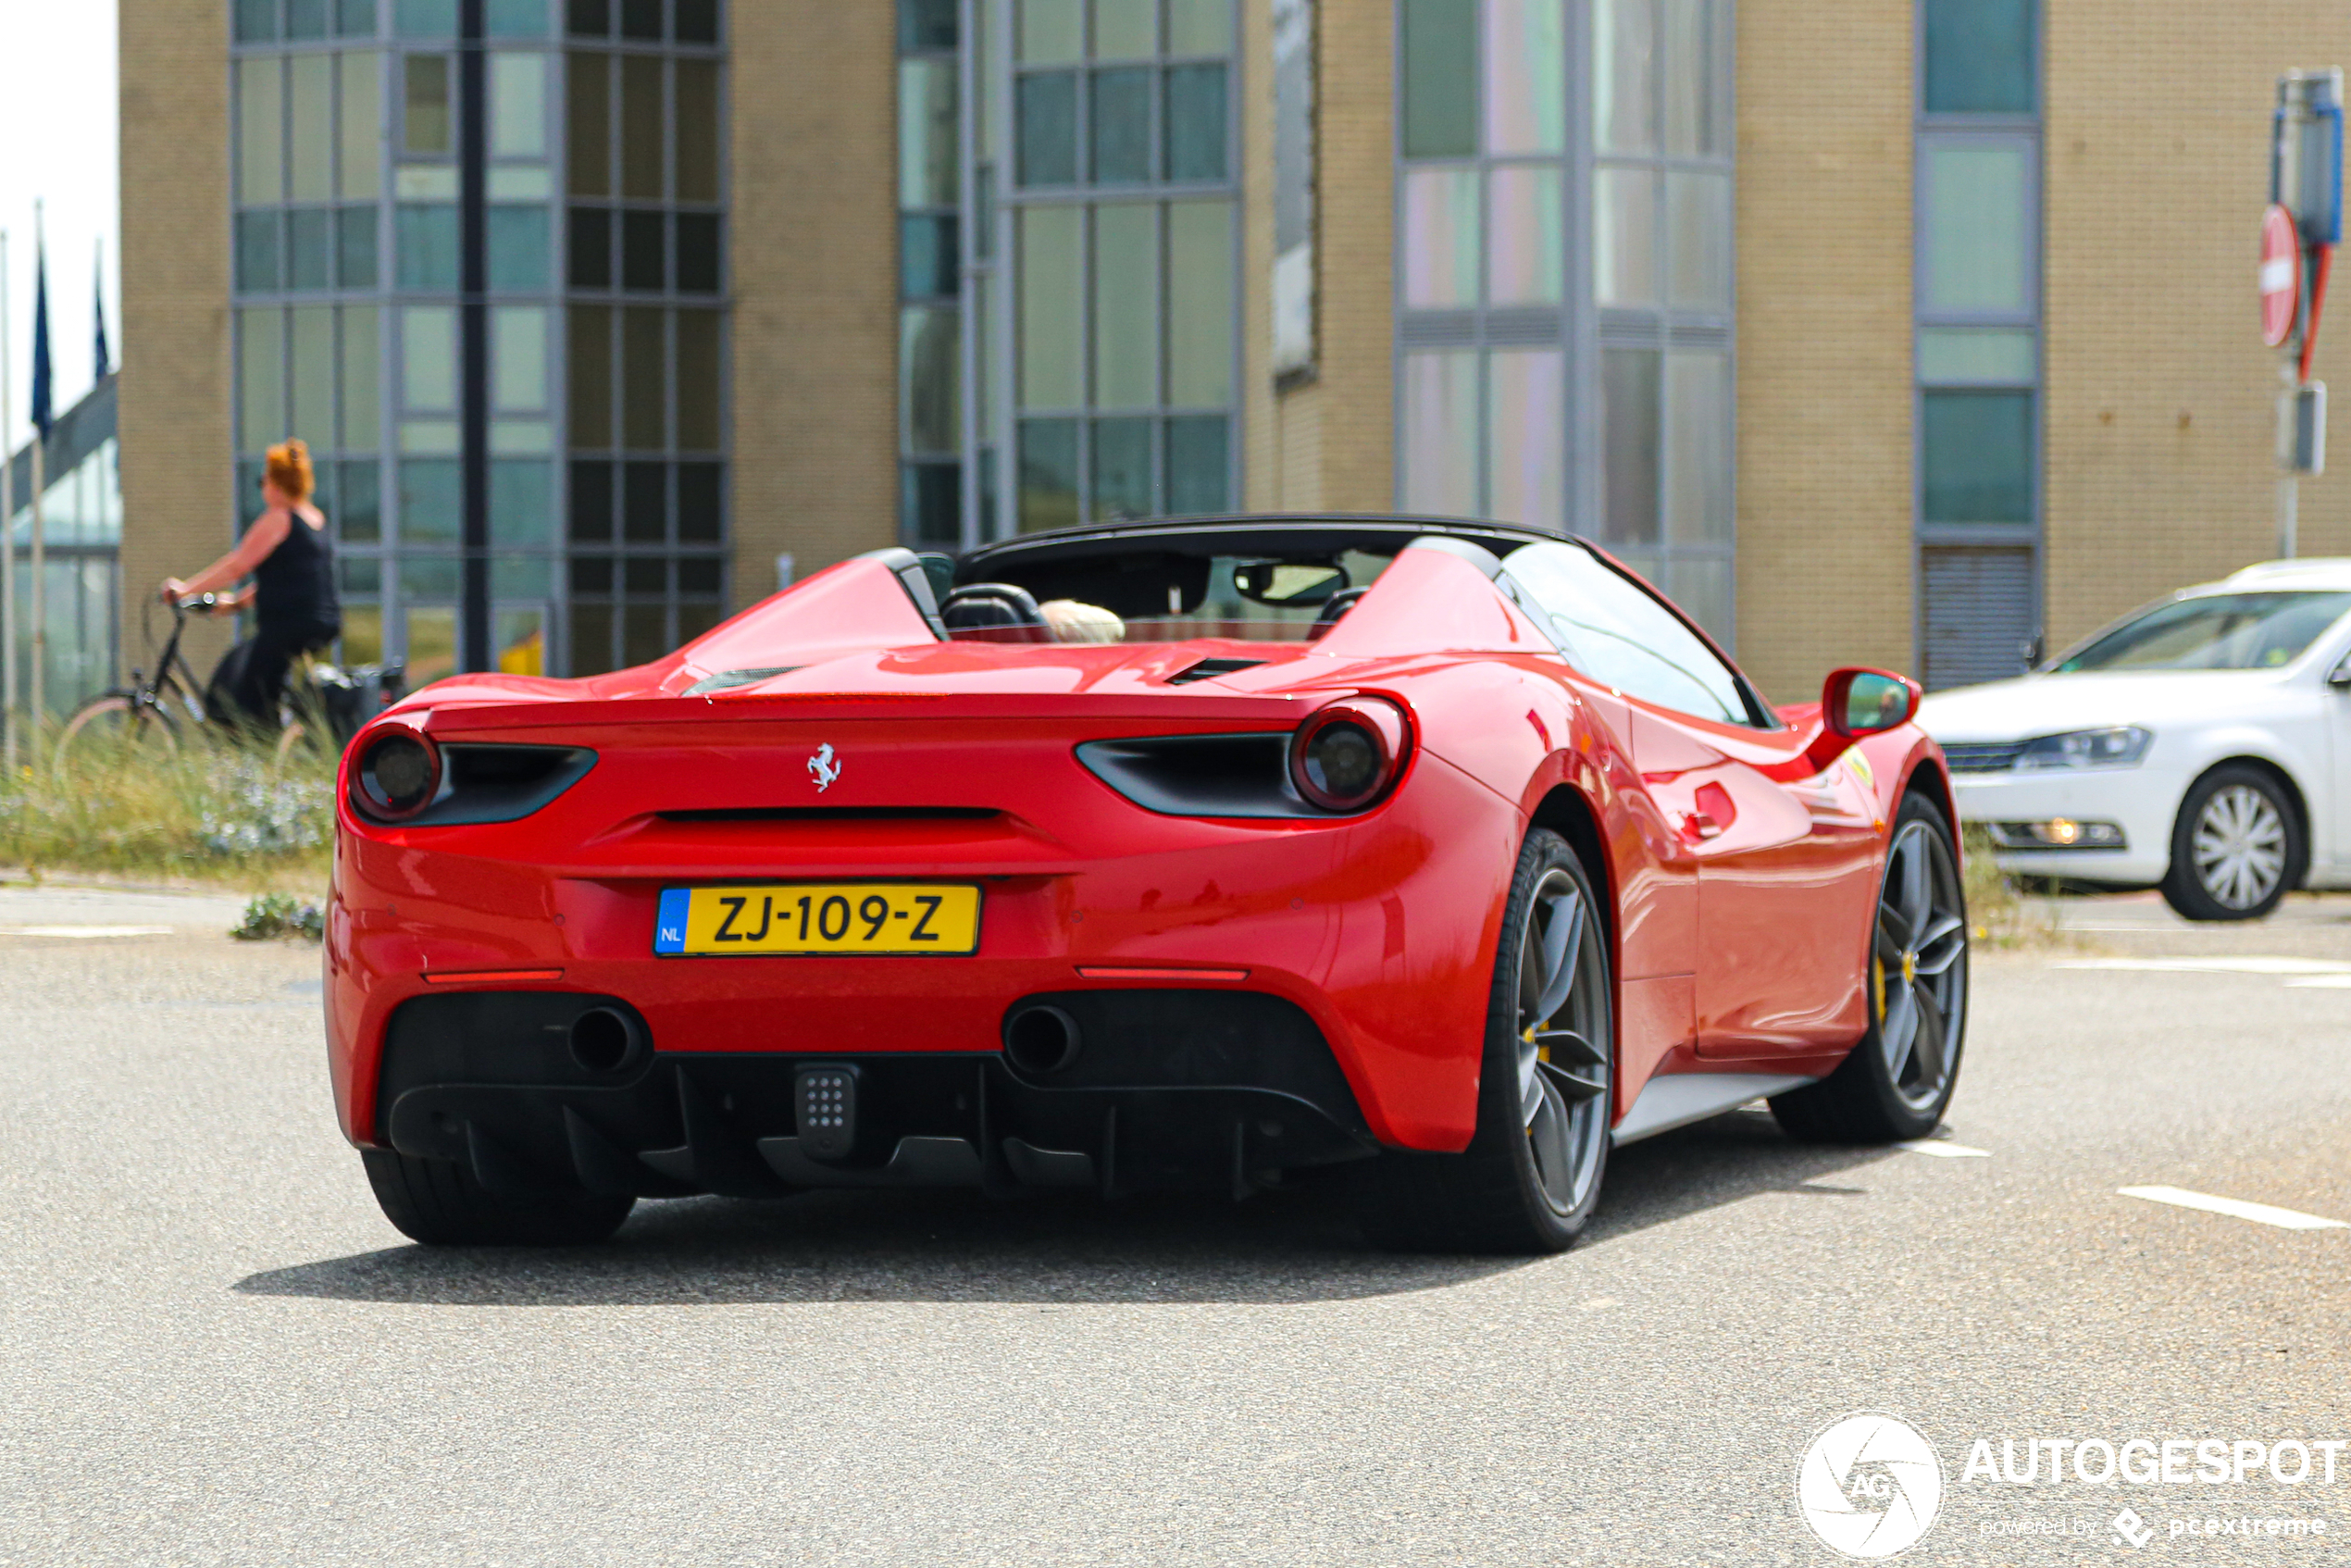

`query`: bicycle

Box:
[55,594,406,771]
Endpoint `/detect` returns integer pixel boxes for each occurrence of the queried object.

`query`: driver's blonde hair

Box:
[265,440,317,504]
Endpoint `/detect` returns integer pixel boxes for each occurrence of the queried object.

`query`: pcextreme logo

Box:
[1797,1413,1946,1560]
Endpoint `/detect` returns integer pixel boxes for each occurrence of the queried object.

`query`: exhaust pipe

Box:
[1004,1004,1083,1076]
[568,1005,646,1075]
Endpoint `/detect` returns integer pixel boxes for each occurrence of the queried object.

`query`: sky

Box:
[0,0,120,461]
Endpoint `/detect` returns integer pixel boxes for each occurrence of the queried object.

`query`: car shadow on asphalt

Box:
[234,1110,1892,1308]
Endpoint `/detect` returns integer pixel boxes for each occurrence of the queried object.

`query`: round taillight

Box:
[1290,698,1411,813]
[355,728,442,821]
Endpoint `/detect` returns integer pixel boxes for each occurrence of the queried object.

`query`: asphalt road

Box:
[0,884,2345,1567]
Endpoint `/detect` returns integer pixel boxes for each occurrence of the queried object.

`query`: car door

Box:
[2328,636,2351,872]
[1502,543,1880,1058]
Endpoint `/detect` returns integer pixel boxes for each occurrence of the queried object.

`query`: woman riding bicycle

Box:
[162,440,342,735]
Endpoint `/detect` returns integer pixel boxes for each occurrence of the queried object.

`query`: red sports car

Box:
[329,516,1968,1254]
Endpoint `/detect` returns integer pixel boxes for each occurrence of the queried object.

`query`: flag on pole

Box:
[93,243,110,381]
[30,232,53,441]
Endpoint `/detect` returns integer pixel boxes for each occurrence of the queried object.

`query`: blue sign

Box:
[653,888,690,954]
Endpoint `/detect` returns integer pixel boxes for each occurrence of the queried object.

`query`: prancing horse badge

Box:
[808,743,843,792]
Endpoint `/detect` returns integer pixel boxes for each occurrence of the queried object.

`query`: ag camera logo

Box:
[1798,1413,1946,1559]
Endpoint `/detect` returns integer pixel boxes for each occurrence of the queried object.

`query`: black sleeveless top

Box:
[254,510,342,639]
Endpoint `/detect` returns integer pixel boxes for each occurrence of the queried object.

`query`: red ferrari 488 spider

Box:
[329,516,1967,1253]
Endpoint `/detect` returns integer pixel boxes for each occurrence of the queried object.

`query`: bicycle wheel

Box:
[56,693,181,772]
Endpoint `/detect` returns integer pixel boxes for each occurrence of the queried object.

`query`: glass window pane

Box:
[675,58,720,203]
[570,460,615,539]
[1600,346,1661,544]
[491,52,548,158]
[486,0,549,37]
[237,0,279,43]
[342,0,381,36]
[902,306,960,454]
[668,312,717,449]
[570,206,612,286]
[402,306,457,410]
[1506,541,1744,720]
[236,212,282,294]
[1924,0,2036,116]
[677,557,722,598]
[622,306,666,449]
[1019,417,1080,530]
[618,0,660,41]
[342,305,380,449]
[400,459,463,542]
[624,462,665,540]
[570,305,613,446]
[1918,327,2036,384]
[567,51,610,196]
[1922,390,2034,524]
[1921,140,2032,316]
[1166,0,1230,54]
[1092,417,1152,520]
[1486,166,1563,306]
[901,0,961,51]
[290,55,335,201]
[396,204,460,288]
[1093,68,1151,186]
[1665,349,1730,545]
[1488,350,1564,532]
[1165,415,1228,513]
[1402,167,1480,309]
[1400,0,1476,158]
[1165,200,1233,405]
[490,460,554,545]
[901,214,959,299]
[1662,0,1726,157]
[902,463,963,546]
[494,607,547,677]
[678,212,723,293]
[404,55,452,154]
[488,205,552,290]
[1484,0,1564,155]
[341,459,382,541]
[902,58,961,206]
[404,604,459,683]
[569,604,615,676]
[1017,71,1078,186]
[289,0,330,38]
[622,604,669,666]
[395,0,456,37]
[1020,0,1083,63]
[1092,203,1157,409]
[1093,0,1154,58]
[340,53,382,199]
[674,0,718,44]
[620,55,664,199]
[1164,63,1227,180]
[1667,169,1730,310]
[570,4,611,41]
[239,57,284,205]
[338,205,379,287]
[288,208,333,290]
[291,306,337,454]
[678,462,723,541]
[1593,0,1656,155]
[240,309,287,454]
[493,306,549,411]
[1401,350,1478,516]
[1018,205,1083,407]
[621,208,665,290]
[1594,166,1658,307]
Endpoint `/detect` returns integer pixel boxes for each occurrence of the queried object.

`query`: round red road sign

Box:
[2262,203,2302,348]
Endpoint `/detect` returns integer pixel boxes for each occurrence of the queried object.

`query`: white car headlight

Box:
[2014,727,2153,770]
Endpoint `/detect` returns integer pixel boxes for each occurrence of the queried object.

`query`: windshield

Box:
[2055,591,2351,673]
[942,551,1399,644]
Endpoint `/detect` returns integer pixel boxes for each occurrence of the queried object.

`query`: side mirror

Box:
[1824,667,1922,738]
[1233,561,1348,606]
[2329,660,2351,691]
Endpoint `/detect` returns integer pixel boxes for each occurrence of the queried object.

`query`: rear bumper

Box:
[372,989,1378,1199]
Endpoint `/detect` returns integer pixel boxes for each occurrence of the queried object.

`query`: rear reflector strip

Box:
[423,969,566,985]
[1075,966,1250,982]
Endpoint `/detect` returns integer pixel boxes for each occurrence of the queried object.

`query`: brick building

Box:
[109,0,2351,705]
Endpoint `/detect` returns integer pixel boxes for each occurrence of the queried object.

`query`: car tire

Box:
[1358,828,1613,1255]
[2158,765,2302,923]
[362,1151,636,1246]
[1772,792,1969,1145]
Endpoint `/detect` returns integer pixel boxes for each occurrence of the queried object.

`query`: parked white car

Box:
[1919,560,2351,921]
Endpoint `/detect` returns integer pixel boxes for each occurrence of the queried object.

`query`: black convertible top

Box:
[955,514,1565,581]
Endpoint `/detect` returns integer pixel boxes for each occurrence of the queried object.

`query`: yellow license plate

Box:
[653,884,982,956]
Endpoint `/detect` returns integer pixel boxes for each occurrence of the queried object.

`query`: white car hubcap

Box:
[2192,785,2287,910]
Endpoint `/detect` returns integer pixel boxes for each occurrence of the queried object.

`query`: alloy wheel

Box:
[2191,784,2288,912]
[1872,821,1968,1113]
[1515,868,1611,1214]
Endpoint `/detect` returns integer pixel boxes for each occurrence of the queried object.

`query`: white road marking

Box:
[2119,1186,2348,1232]
[1897,1140,1991,1158]
[3,926,179,940]
[2050,957,2351,976]
[2285,975,2351,989]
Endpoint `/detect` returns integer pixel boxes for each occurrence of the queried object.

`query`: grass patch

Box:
[232,892,327,942]
[1961,826,2064,950]
[0,727,336,890]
